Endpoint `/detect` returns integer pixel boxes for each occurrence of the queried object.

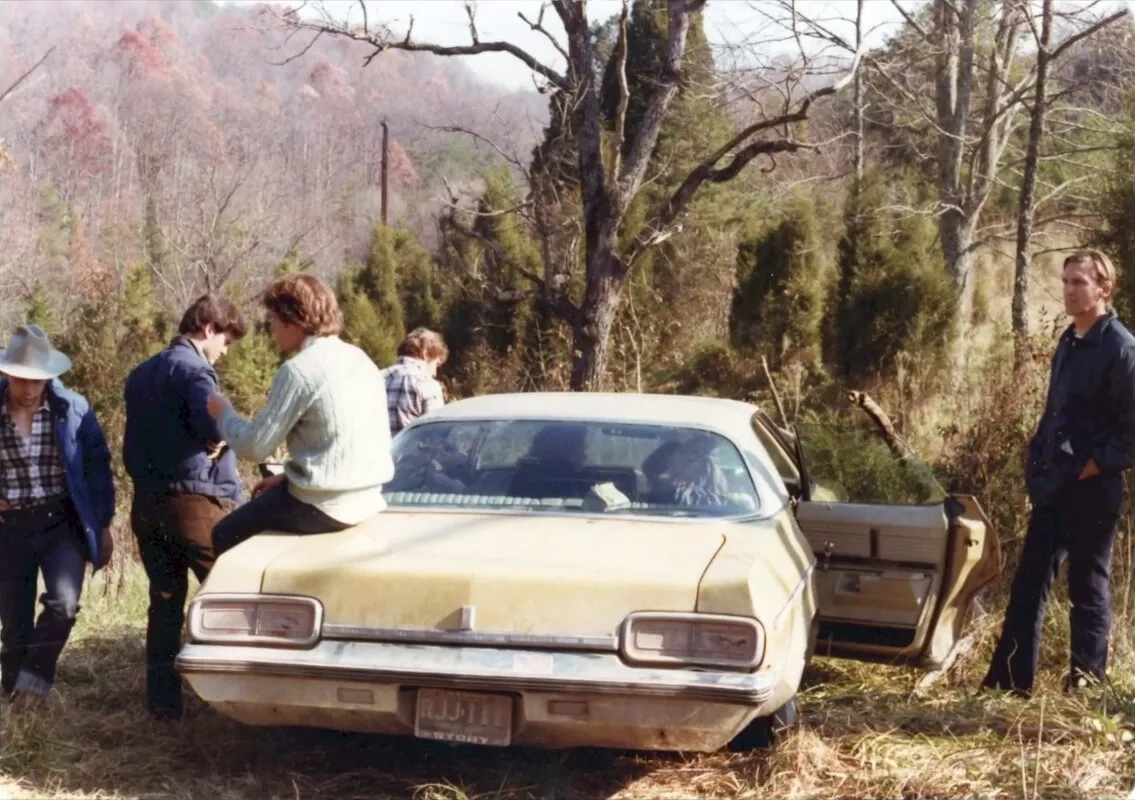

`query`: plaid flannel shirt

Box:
[383,356,445,436]
[0,399,67,507]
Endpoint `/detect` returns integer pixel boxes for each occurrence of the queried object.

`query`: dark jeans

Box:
[132,491,226,718]
[982,476,1122,695]
[212,481,351,560]
[0,499,87,696]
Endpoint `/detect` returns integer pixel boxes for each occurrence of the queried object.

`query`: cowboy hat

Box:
[0,324,72,380]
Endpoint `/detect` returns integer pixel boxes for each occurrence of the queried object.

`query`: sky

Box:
[231,0,1135,90]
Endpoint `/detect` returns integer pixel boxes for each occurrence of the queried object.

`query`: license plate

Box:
[414,688,513,747]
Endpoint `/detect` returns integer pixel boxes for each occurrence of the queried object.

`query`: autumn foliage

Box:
[1,0,538,323]
[36,87,112,184]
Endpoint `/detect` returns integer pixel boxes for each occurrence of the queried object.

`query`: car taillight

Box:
[187,594,322,648]
[619,612,764,670]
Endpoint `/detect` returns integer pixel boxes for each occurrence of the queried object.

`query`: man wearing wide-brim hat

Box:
[0,324,115,712]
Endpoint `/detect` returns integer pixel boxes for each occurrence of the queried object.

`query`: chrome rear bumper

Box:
[176,639,779,751]
[176,639,775,704]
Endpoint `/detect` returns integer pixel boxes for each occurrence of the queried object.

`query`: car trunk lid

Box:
[258,510,727,639]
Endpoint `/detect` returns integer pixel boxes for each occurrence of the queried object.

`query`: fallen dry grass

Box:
[1,563,1135,799]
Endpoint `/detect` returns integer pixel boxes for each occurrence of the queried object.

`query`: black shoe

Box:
[1062,673,1101,694]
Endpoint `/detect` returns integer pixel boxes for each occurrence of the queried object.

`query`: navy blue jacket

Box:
[1026,310,1135,506]
[122,337,245,503]
[0,378,116,567]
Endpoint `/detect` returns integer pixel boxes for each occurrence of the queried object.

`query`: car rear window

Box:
[383,420,760,518]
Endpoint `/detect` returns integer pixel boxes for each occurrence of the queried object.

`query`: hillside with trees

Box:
[0,0,545,331]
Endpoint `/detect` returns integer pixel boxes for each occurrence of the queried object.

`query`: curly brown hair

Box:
[262,274,342,337]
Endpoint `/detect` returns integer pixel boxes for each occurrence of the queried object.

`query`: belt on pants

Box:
[0,497,75,527]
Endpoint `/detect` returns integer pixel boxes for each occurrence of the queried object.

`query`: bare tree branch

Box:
[464,2,479,46]
[266,29,324,66]
[606,2,630,191]
[0,47,55,104]
[623,47,859,272]
[1049,8,1129,61]
[891,0,932,40]
[439,187,579,323]
[486,286,541,304]
[518,4,570,62]
[684,48,862,190]
[420,123,529,175]
[269,3,569,89]
[869,56,953,136]
[612,0,703,214]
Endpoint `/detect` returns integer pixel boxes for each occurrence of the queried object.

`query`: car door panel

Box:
[796,503,950,566]
[796,495,1000,668]
[811,567,938,627]
[747,411,1002,669]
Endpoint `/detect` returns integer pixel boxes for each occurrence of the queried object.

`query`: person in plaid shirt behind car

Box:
[384,327,448,437]
[0,325,115,714]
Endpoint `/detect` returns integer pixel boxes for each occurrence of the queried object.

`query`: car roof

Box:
[421,392,762,434]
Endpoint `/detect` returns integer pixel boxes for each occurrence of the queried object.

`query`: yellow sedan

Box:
[177,392,1000,752]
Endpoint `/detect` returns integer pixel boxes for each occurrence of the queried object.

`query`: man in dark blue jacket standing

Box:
[123,293,247,719]
[982,249,1135,697]
[0,325,115,713]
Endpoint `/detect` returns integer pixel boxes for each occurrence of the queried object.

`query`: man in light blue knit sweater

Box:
[205,274,394,557]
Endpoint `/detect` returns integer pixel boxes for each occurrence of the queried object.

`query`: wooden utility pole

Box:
[380,120,389,226]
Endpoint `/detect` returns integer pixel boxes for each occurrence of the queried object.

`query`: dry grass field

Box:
[2,563,1135,800]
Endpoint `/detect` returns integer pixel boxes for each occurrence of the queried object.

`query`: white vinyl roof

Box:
[419,392,762,434]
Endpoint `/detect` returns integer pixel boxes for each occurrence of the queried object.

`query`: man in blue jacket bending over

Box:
[0,324,115,713]
[123,293,247,720]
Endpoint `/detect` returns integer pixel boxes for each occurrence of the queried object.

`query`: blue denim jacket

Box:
[122,337,245,503]
[1026,310,1135,506]
[0,378,117,568]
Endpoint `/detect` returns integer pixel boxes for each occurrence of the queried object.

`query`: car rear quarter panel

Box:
[695,509,817,703]
[198,535,301,594]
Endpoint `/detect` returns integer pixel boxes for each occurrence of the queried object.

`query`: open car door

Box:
[751,412,1002,670]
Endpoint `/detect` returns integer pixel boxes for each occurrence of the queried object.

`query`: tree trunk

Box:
[940,210,978,299]
[933,0,976,228]
[562,0,618,393]
[932,0,981,375]
[852,0,864,187]
[1012,0,1053,370]
[941,215,978,375]
[570,252,624,391]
